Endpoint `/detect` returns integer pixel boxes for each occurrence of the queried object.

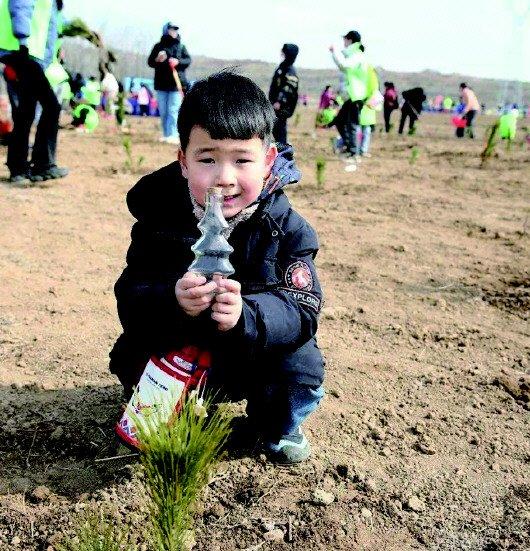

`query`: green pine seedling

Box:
[409,147,420,165]
[57,513,135,551]
[134,392,232,551]
[122,136,133,171]
[480,122,499,167]
[316,157,326,187]
[121,137,144,172]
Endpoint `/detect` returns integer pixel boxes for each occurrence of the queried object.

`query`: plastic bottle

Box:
[188,186,234,279]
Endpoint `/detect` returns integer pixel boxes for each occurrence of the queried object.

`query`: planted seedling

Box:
[316,157,326,187]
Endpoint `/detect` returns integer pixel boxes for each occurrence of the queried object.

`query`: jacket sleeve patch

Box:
[278,287,321,313]
[285,260,313,291]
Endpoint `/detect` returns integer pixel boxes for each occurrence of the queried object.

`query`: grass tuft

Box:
[57,513,135,551]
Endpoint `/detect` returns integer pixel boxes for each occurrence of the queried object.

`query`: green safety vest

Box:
[360,104,377,126]
[73,104,99,132]
[342,42,368,102]
[45,60,68,86]
[316,107,336,126]
[81,81,102,106]
[0,0,53,60]
[498,113,517,139]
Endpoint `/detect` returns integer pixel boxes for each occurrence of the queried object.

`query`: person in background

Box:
[148,22,191,145]
[319,85,334,110]
[268,43,299,145]
[457,82,480,138]
[81,76,101,110]
[398,87,426,135]
[329,30,368,163]
[0,0,68,184]
[101,69,120,117]
[443,96,453,112]
[137,83,151,116]
[383,82,399,132]
[70,72,85,101]
[358,65,381,158]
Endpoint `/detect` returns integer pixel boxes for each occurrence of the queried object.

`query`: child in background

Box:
[318,85,334,110]
[383,82,398,132]
[110,72,325,464]
[137,83,151,116]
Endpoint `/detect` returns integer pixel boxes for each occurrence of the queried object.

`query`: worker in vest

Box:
[0,0,68,184]
[81,76,102,109]
[329,30,368,163]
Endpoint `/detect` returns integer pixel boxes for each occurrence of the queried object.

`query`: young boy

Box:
[110,72,324,464]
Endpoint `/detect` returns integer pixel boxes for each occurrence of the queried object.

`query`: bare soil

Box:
[0,111,529,551]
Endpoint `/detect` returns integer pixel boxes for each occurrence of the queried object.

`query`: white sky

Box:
[64,0,529,81]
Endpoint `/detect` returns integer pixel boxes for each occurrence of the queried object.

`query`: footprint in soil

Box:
[0,384,132,498]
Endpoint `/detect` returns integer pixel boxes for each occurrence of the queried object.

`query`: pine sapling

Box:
[409,146,420,165]
[135,392,232,551]
[315,157,326,187]
[122,136,144,173]
[480,122,499,167]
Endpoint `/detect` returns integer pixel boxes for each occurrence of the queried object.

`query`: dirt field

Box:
[0,110,529,551]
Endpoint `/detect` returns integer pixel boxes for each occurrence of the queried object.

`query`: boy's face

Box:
[179,127,278,218]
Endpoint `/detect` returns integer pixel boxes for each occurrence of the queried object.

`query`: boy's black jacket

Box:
[110,153,324,389]
[147,36,191,92]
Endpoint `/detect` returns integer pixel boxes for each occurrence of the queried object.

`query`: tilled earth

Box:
[0,110,529,551]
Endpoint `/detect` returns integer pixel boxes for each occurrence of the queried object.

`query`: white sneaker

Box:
[344,163,357,172]
[158,136,168,143]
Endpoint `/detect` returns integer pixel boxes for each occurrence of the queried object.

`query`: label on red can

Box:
[116,358,187,448]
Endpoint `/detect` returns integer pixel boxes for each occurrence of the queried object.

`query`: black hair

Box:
[178,71,275,151]
[460,82,467,88]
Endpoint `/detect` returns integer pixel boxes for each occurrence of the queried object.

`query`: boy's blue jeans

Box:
[156,90,181,138]
[208,372,324,443]
[246,383,324,442]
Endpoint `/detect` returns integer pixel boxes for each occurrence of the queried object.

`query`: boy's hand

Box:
[211,279,242,332]
[155,51,168,63]
[273,102,281,110]
[176,272,217,317]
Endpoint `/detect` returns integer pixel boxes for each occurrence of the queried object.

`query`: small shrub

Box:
[409,147,420,165]
[316,157,326,186]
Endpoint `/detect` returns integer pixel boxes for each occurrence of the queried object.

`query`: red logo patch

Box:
[285,261,313,291]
